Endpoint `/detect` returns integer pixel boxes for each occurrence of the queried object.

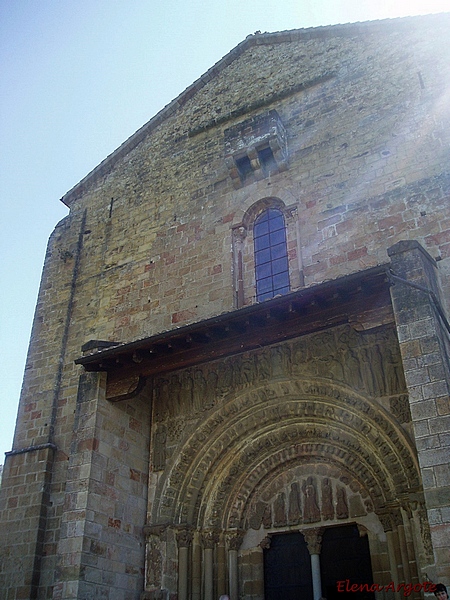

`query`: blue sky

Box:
[1,0,448,462]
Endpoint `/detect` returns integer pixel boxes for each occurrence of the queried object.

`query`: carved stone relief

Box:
[152,424,167,471]
[302,527,324,555]
[288,482,302,525]
[202,530,219,549]
[273,492,287,527]
[145,535,163,589]
[390,395,412,424]
[226,530,244,551]
[303,477,321,523]
[159,388,419,528]
[336,485,349,519]
[247,474,364,531]
[321,478,334,521]
[150,324,417,534]
[417,502,434,559]
[177,528,193,548]
[152,324,407,428]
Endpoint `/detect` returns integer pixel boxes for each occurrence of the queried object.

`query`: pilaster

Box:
[388,240,450,580]
[52,371,151,599]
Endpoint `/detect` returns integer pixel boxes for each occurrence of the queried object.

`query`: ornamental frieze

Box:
[152,324,406,425]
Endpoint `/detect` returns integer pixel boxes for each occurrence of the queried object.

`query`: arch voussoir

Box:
[155,378,420,531]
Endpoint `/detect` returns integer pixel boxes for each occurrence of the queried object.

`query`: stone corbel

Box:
[107,374,146,402]
[259,536,271,550]
[357,523,369,537]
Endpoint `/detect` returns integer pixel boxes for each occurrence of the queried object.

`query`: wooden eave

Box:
[75,265,393,390]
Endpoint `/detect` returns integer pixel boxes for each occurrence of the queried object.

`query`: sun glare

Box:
[380,0,449,18]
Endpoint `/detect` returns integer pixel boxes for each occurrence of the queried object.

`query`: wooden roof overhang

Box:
[75,265,393,401]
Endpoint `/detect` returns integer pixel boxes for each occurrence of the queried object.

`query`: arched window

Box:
[254,208,290,301]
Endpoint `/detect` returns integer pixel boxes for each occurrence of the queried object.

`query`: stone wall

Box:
[1,14,450,599]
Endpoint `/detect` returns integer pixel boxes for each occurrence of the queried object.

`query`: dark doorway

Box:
[320,524,375,600]
[264,532,313,600]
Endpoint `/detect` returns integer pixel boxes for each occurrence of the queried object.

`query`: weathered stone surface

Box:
[1,14,450,599]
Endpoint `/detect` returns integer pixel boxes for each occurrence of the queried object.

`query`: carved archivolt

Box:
[151,377,419,532]
[147,324,421,567]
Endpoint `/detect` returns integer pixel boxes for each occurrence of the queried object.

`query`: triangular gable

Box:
[61,13,449,207]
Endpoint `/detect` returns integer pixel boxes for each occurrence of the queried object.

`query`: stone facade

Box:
[1,14,450,600]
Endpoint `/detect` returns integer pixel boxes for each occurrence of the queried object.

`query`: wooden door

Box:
[264,532,313,600]
[320,524,375,600]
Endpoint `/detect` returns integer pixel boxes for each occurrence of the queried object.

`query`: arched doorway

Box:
[144,331,425,600]
[263,524,374,600]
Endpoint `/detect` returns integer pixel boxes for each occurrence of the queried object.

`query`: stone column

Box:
[302,528,324,600]
[177,529,193,600]
[388,241,450,580]
[203,531,219,600]
[402,501,423,592]
[397,521,411,583]
[217,533,226,597]
[192,531,202,600]
[227,530,244,600]
[379,513,401,600]
[232,225,247,308]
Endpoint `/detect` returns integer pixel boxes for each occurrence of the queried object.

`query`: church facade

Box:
[1,14,450,600]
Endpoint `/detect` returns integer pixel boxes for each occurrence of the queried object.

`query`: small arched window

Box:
[254,208,290,301]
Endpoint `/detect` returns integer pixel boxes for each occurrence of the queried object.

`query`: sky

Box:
[1,0,449,463]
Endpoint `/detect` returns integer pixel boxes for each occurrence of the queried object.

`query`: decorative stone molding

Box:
[152,327,419,533]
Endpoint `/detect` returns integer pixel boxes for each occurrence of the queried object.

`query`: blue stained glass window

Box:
[254,208,290,301]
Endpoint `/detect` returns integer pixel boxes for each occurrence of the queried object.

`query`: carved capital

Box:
[202,530,219,549]
[176,528,193,548]
[301,527,324,555]
[379,506,402,531]
[391,508,403,528]
[226,530,244,551]
[378,512,393,532]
